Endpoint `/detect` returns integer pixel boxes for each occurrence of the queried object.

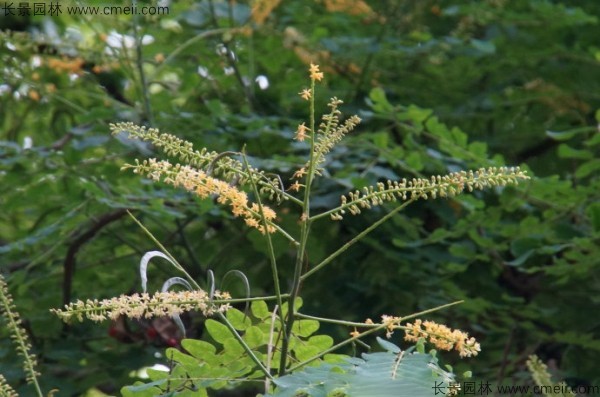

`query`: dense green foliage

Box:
[1,0,599,395]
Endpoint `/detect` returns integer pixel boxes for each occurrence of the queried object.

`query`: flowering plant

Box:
[2,64,528,396]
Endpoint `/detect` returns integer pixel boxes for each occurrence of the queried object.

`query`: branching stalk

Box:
[127,211,201,290]
[217,312,273,380]
[302,199,416,280]
[241,150,286,335]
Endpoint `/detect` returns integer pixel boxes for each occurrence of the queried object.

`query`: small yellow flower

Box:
[309,63,324,81]
[350,328,360,338]
[299,88,312,100]
[295,122,308,141]
[404,319,481,358]
[51,290,231,323]
[292,167,307,179]
[288,181,303,192]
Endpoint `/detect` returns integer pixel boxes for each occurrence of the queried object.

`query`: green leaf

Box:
[510,237,542,257]
[181,339,217,358]
[308,334,334,350]
[121,380,167,396]
[222,337,245,357]
[292,320,320,338]
[251,300,271,319]
[406,105,433,125]
[269,344,454,397]
[165,347,199,367]
[557,144,593,160]
[368,87,393,113]
[243,325,265,348]
[575,159,600,179]
[293,344,320,362]
[146,368,170,380]
[552,331,600,351]
[370,132,389,148]
[376,337,401,353]
[226,308,252,330]
[546,127,596,141]
[505,250,534,267]
[586,202,600,232]
[205,319,233,344]
[405,152,424,171]
[281,297,304,317]
[585,132,600,147]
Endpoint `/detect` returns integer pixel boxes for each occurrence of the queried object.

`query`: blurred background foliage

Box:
[1,0,599,395]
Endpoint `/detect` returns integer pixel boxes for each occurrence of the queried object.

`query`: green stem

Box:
[127,211,201,290]
[302,199,415,280]
[311,190,421,222]
[212,294,289,304]
[217,312,273,379]
[279,78,318,375]
[0,276,43,397]
[290,300,464,371]
[132,13,154,125]
[241,150,286,335]
[289,326,382,372]
[296,300,464,328]
[151,29,228,78]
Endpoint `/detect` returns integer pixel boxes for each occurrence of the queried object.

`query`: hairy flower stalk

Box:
[0,275,42,396]
[51,290,230,323]
[109,122,283,201]
[295,97,361,179]
[0,374,18,397]
[526,355,575,396]
[125,158,277,234]
[403,319,481,358]
[329,166,530,220]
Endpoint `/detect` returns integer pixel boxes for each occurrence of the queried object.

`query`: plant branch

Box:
[280,78,318,375]
[290,300,465,371]
[217,312,273,379]
[302,199,415,280]
[241,150,286,332]
[132,14,154,125]
[127,211,201,290]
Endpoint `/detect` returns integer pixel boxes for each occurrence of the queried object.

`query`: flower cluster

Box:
[0,275,41,386]
[110,122,283,201]
[51,290,231,323]
[309,63,324,81]
[294,97,361,179]
[127,159,277,234]
[404,319,481,358]
[526,355,575,396]
[381,314,402,338]
[295,122,308,142]
[0,374,17,397]
[331,166,530,219]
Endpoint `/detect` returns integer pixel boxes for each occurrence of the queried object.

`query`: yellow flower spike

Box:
[51,290,231,323]
[403,319,481,358]
[309,63,324,81]
[295,122,308,141]
[288,181,303,192]
[299,88,312,100]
